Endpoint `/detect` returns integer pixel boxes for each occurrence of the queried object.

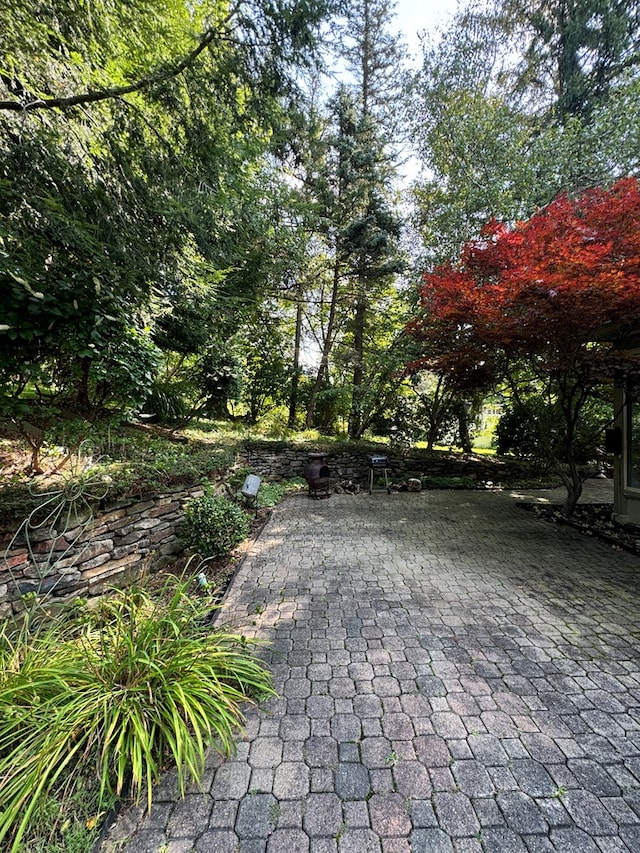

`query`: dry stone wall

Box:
[238,444,536,486]
[0,484,207,618]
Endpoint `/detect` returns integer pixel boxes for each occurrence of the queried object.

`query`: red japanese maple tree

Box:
[408,177,640,514]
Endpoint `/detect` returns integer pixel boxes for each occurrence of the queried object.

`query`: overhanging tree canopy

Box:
[407,177,640,513]
[0,0,332,419]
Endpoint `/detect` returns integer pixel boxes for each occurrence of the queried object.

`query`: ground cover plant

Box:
[252,478,307,507]
[225,466,307,508]
[0,422,237,526]
[0,576,274,853]
[420,475,478,490]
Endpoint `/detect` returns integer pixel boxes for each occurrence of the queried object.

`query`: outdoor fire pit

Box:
[368,454,391,495]
[305,452,333,499]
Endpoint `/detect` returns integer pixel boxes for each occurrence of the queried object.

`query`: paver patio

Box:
[102,488,640,853]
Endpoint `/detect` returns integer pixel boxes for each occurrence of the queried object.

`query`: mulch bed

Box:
[519,501,640,556]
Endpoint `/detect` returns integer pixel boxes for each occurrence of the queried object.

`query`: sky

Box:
[393,0,458,62]
[389,0,459,181]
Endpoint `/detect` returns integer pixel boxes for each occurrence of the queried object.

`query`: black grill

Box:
[368,455,388,468]
[367,455,390,494]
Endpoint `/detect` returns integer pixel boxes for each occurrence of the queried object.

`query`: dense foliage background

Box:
[3,0,640,467]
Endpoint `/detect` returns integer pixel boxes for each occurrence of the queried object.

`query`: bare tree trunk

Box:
[456,400,473,453]
[75,355,93,417]
[560,462,584,517]
[306,257,341,429]
[288,289,304,428]
[348,287,366,439]
[422,375,448,451]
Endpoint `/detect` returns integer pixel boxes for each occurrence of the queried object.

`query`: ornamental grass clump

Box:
[183,493,250,557]
[0,576,274,852]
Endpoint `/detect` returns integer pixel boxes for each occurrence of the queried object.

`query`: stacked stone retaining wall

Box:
[238,444,539,486]
[0,483,208,619]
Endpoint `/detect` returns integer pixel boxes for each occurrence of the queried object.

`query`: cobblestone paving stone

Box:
[102,490,640,852]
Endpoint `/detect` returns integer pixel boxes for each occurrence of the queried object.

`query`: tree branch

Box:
[0,22,226,113]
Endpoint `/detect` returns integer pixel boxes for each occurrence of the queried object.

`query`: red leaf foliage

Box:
[407,178,640,388]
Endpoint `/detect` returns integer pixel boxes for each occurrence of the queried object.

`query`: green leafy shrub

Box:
[494,396,609,467]
[88,326,163,413]
[0,576,274,852]
[143,381,192,423]
[183,493,250,557]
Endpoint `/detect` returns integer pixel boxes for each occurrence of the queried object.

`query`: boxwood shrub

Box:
[183,494,250,557]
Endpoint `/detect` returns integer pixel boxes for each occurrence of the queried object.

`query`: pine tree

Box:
[499,0,640,120]
[335,0,406,438]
